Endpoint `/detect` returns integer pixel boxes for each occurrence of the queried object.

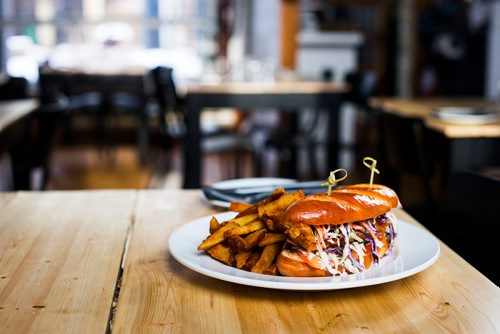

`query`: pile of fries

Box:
[197,188,304,275]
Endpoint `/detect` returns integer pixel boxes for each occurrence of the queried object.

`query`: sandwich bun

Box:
[277,247,375,277]
[276,250,330,277]
[283,184,400,226]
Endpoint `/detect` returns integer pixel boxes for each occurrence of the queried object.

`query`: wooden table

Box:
[370,97,500,176]
[370,98,500,138]
[0,99,39,133]
[1,190,499,333]
[183,81,348,188]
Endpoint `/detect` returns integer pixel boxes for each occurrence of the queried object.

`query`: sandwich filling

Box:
[283,211,398,275]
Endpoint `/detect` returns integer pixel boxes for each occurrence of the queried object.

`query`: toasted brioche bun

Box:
[277,247,375,277]
[283,184,400,226]
[276,250,330,277]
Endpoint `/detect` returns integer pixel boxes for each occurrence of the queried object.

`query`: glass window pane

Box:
[1,0,217,80]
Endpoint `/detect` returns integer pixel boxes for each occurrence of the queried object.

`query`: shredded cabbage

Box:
[288,212,397,276]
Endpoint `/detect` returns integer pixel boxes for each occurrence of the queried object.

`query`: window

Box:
[0,0,217,81]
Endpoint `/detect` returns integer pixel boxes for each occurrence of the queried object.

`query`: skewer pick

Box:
[363,157,380,187]
[321,169,347,195]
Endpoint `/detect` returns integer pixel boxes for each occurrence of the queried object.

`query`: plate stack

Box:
[432,107,499,125]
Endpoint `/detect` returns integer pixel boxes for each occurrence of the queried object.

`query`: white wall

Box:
[249,0,280,67]
[486,2,500,99]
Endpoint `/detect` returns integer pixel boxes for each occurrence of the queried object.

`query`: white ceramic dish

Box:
[201,178,297,208]
[169,212,441,291]
[433,107,498,125]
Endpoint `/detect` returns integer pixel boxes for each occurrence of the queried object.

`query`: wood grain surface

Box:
[112,190,219,333]
[1,190,499,333]
[0,190,135,333]
[113,192,500,333]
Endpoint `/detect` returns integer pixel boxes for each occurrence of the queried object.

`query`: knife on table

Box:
[202,181,332,204]
[209,180,326,195]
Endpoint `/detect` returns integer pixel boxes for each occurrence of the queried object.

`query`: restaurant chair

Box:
[344,70,379,164]
[38,69,105,141]
[0,76,29,100]
[30,70,108,188]
[67,73,148,162]
[258,110,326,179]
[151,66,255,180]
[378,111,435,223]
[257,72,339,179]
[26,71,72,189]
[438,171,500,285]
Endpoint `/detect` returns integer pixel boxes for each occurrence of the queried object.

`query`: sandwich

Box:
[276,184,400,277]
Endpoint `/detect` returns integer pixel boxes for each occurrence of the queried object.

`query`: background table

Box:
[38,69,151,166]
[370,97,500,177]
[183,81,348,188]
[0,189,499,333]
[0,99,39,133]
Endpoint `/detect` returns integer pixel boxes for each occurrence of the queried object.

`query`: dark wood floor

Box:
[43,142,439,228]
[45,143,256,190]
[45,142,425,200]
[47,145,155,190]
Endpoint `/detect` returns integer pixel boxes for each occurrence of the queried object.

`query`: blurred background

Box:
[2,0,498,96]
[1,0,500,227]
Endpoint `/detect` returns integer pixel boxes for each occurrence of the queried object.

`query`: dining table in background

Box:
[182,81,349,188]
[370,97,500,178]
[38,67,152,166]
[0,189,499,333]
[0,99,39,134]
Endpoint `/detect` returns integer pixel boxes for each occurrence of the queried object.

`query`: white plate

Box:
[201,177,297,208]
[169,212,441,290]
[432,107,498,125]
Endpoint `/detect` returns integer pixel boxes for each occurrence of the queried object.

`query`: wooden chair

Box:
[438,171,500,285]
[344,70,379,166]
[151,66,254,181]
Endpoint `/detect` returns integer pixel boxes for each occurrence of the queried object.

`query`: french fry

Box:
[227,213,259,226]
[262,187,286,203]
[223,220,266,238]
[262,264,279,276]
[243,229,266,250]
[243,252,261,271]
[251,243,281,274]
[226,235,247,253]
[258,233,287,247]
[199,189,300,276]
[258,190,304,231]
[197,222,239,251]
[258,190,304,221]
[234,204,258,217]
[235,251,252,269]
[209,216,221,234]
[235,188,286,218]
[228,201,252,213]
[207,244,234,266]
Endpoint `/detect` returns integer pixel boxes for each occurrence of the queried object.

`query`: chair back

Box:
[151,66,181,112]
[150,66,185,139]
[345,71,378,107]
